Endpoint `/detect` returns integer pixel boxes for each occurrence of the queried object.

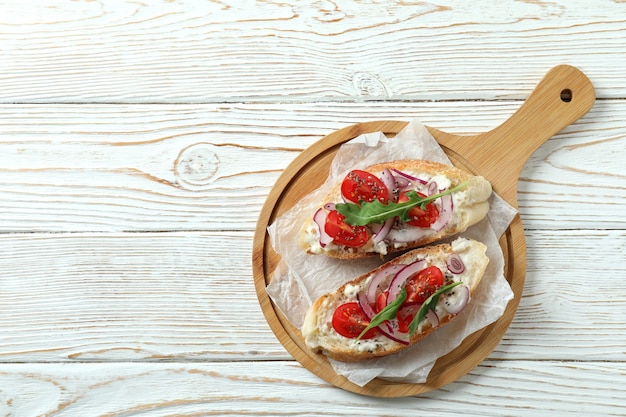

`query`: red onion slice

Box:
[442,284,470,314]
[391,168,428,185]
[427,181,438,196]
[430,191,453,231]
[426,309,440,327]
[357,291,391,333]
[377,324,410,345]
[446,253,465,274]
[393,175,411,190]
[373,217,394,244]
[356,292,409,345]
[383,318,410,343]
[396,303,439,334]
[313,208,333,247]
[386,260,427,305]
[323,202,336,211]
[357,291,377,320]
[365,264,404,303]
[378,168,397,202]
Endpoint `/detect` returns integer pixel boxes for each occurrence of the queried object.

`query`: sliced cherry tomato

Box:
[405,265,444,304]
[332,302,377,339]
[398,191,439,227]
[324,210,370,248]
[397,303,421,333]
[341,170,389,204]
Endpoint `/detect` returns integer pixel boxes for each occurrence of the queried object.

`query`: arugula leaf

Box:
[356,288,407,341]
[408,282,463,335]
[335,181,468,226]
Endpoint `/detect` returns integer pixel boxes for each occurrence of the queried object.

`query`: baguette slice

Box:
[299,160,492,259]
[302,237,489,362]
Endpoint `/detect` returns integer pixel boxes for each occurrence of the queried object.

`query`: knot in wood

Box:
[175,143,219,187]
[352,72,390,97]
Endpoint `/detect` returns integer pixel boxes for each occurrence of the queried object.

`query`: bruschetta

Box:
[298,160,492,259]
[301,237,489,362]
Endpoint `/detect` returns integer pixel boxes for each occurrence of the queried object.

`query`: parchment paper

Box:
[266,119,517,387]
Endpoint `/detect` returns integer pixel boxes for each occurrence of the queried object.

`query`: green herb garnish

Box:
[335,181,468,226]
[356,288,408,341]
[408,282,463,335]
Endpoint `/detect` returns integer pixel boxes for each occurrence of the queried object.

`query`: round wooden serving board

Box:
[252,65,595,397]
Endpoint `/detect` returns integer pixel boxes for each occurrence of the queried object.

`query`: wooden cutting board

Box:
[252,65,595,397]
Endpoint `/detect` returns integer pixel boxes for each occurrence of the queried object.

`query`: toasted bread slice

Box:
[299,160,492,259]
[302,237,489,362]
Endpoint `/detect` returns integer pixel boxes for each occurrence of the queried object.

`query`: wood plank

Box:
[1,1,625,102]
[0,361,624,415]
[0,231,286,362]
[0,230,623,362]
[493,229,626,360]
[0,101,624,232]
[0,0,622,411]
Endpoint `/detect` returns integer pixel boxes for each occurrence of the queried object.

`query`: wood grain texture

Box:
[0,230,623,363]
[0,231,285,362]
[0,361,624,416]
[0,0,625,410]
[0,101,625,232]
[1,0,626,102]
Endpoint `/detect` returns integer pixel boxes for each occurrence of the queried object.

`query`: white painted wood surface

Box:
[0,0,625,415]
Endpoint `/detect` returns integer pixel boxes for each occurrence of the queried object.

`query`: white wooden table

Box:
[1,1,625,415]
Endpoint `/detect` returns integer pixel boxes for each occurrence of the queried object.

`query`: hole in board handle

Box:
[560,88,572,102]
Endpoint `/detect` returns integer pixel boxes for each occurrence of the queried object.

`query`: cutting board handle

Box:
[433,65,595,206]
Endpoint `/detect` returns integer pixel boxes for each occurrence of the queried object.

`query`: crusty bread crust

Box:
[301,238,489,361]
[299,160,492,259]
